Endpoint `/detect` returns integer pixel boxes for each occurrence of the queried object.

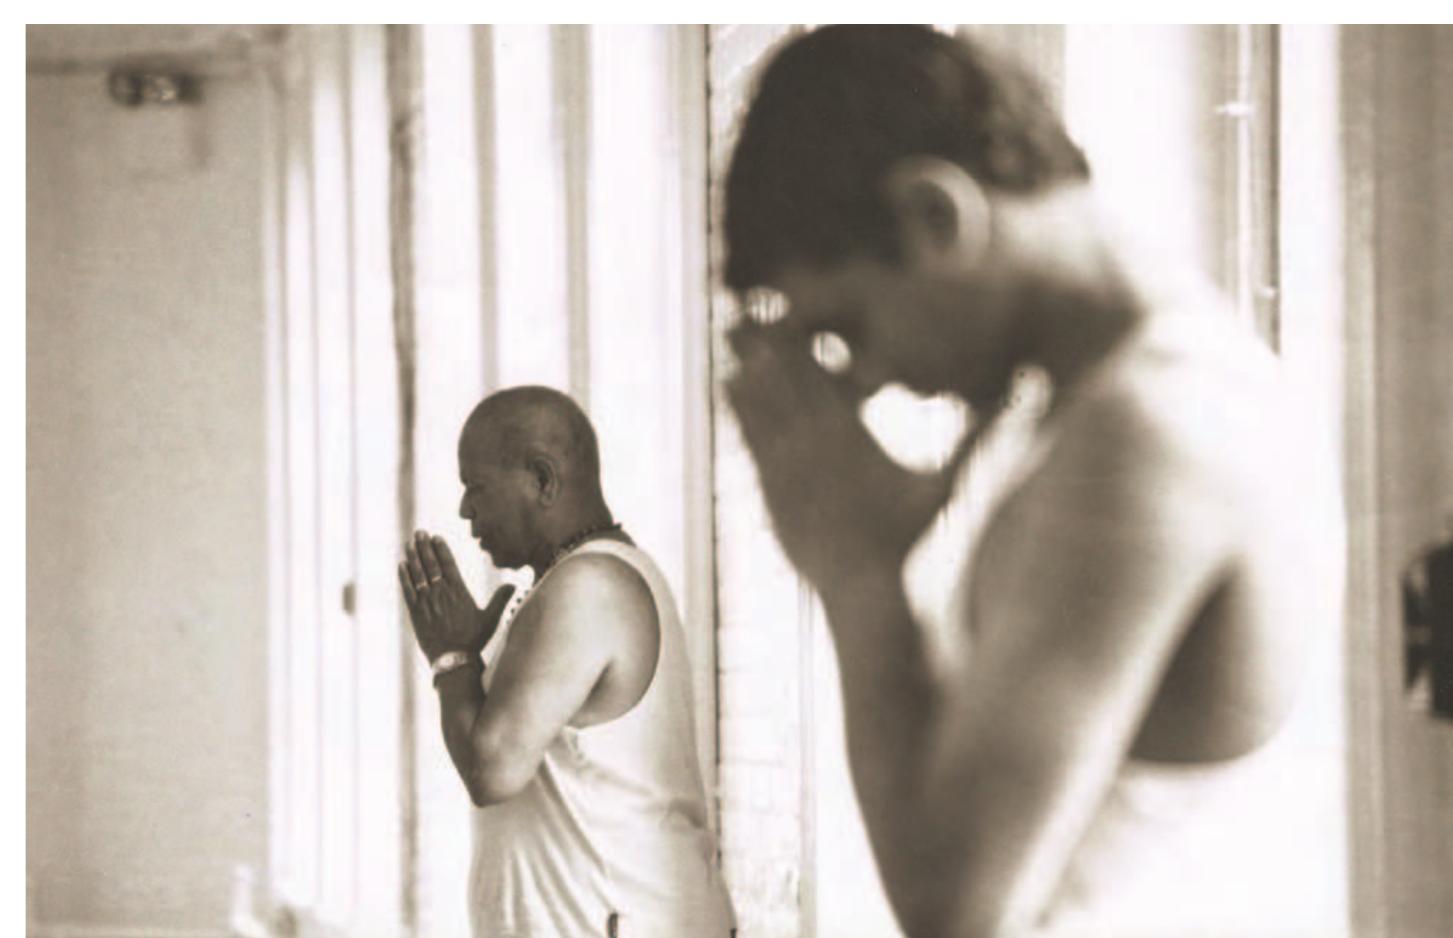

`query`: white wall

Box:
[27,30,270,935]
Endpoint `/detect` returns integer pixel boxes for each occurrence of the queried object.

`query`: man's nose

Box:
[458,496,472,520]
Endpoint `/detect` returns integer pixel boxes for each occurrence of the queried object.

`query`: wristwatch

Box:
[430,649,478,686]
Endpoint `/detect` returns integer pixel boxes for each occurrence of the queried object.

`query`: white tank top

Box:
[469,540,736,938]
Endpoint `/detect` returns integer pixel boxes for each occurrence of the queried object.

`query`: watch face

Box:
[431,650,471,674]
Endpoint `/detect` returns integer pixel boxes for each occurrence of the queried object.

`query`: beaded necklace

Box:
[544,520,625,577]
[501,520,625,623]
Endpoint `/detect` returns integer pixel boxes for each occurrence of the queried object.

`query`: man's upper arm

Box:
[470,556,639,799]
[930,389,1240,932]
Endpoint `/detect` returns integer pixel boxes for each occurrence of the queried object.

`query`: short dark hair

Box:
[723,25,1090,291]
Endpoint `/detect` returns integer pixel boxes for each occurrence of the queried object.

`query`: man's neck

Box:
[997,191,1147,409]
[528,506,620,579]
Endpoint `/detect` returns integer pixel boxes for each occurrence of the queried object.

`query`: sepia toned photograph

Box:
[24,22,1453,938]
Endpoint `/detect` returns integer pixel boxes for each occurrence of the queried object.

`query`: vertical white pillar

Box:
[279,30,321,911]
[347,23,405,938]
[489,25,573,392]
[583,24,679,629]
[1275,24,1351,937]
[307,25,360,925]
[410,24,488,938]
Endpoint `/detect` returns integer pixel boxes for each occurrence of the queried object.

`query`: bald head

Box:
[460,386,603,497]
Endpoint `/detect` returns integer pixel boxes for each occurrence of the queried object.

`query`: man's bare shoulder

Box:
[1052,314,1301,501]
[529,550,661,723]
[523,549,660,672]
[1014,312,1336,607]
[535,551,654,620]
[1032,385,1228,518]
[974,315,1303,603]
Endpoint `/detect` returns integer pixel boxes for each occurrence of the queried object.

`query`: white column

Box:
[279,31,321,911]
[307,25,360,926]
[487,24,574,392]
[346,24,406,938]
[267,25,407,935]
[410,24,489,938]
[1269,25,1351,937]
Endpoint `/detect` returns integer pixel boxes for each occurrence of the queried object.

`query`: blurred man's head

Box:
[457,386,605,570]
[725,26,1094,406]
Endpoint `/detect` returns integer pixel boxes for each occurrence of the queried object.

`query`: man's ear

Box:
[527,455,560,507]
[882,156,991,274]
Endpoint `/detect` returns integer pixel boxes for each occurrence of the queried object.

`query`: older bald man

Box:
[400,386,734,938]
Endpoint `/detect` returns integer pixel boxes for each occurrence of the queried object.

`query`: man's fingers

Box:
[730,316,809,368]
[727,332,805,425]
[404,542,427,589]
[726,317,758,357]
[404,540,444,617]
[432,535,466,587]
[726,315,780,359]
[728,316,814,383]
[728,356,849,465]
[398,562,418,610]
[415,530,443,583]
[733,318,861,421]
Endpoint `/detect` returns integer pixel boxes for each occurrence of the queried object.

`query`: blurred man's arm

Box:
[724,317,1234,935]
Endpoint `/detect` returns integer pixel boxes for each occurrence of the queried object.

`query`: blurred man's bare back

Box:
[954,300,1340,936]
[974,306,1326,758]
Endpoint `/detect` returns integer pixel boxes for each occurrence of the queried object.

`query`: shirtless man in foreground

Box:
[722,26,1338,938]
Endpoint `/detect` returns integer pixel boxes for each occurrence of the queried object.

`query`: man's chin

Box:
[481,544,522,572]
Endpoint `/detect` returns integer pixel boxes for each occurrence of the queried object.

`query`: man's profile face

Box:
[457,437,533,570]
